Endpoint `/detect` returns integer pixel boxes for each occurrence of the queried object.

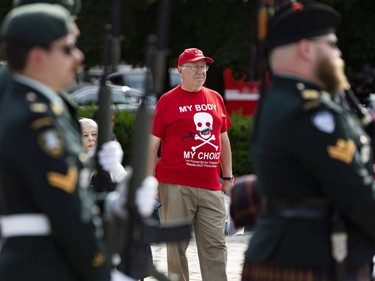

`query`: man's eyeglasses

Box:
[51,43,77,56]
[181,65,209,73]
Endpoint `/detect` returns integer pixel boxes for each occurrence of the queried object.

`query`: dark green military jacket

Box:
[0,65,13,104]
[0,75,111,281]
[248,75,375,269]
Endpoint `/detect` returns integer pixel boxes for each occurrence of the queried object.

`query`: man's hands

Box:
[221,179,234,196]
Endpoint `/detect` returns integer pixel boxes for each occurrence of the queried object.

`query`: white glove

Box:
[98,141,124,174]
[104,166,158,218]
[109,162,127,183]
[111,269,136,281]
[136,175,158,217]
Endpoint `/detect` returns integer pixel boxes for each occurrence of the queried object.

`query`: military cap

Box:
[1,3,75,45]
[266,1,341,51]
[13,0,81,16]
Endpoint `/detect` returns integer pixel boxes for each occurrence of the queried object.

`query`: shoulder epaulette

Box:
[296,83,333,111]
[25,91,64,116]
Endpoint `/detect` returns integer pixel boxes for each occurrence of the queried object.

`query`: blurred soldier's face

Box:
[312,34,348,93]
[45,32,84,91]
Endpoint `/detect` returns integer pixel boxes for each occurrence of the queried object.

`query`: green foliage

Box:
[112,110,136,167]
[76,106,96,120]
[227,113,253,176]
[2,0,375,77]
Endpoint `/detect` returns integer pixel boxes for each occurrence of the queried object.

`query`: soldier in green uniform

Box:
[241,1,375,281]
[0,4,125,281]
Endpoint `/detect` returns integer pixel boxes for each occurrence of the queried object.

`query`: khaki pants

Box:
[158,183,228,281]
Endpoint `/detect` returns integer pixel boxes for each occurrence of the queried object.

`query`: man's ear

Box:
[27,46,47,70]
[297,39,315,62]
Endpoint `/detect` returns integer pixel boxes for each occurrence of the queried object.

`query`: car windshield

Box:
[72,87,141,106]
[107,68,180,91]
[124,71,181,90]
[122,73,145,90]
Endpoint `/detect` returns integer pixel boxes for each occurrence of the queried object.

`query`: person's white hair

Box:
[79,117,97,128]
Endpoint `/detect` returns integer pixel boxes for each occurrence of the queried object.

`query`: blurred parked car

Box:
[87,65,181,91]
[69,84,146,111]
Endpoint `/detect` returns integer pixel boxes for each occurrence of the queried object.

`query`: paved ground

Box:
[145,231,251,281]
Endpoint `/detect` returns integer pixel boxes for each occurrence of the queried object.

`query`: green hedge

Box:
[78,109,254,177]
[227,113,253,176]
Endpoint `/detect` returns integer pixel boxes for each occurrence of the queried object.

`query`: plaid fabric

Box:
[241,261,371,281]
[230,174,262,228]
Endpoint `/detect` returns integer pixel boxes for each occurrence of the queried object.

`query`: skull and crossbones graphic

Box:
[191,112,218,151]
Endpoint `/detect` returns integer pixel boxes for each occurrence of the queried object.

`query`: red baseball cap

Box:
[178,48,214,66]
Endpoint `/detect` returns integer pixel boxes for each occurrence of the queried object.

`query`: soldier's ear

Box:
[27,46,52,72]
[297,39,315,62]
[27,47,44,68]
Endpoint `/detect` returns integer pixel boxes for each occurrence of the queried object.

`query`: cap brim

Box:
[183,57,214,64]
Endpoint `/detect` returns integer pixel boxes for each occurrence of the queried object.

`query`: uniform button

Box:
[360,135,369,144]
[297,83,305,91]
[26,92,37,101]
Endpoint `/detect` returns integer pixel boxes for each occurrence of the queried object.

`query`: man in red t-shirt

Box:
[148,48,233,281]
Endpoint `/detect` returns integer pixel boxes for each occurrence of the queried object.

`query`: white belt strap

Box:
[1,214,51,238]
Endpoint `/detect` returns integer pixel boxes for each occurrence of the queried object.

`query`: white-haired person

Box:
[79,117,127,192]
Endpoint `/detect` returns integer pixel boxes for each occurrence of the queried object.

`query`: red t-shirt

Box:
[152,85,232,190]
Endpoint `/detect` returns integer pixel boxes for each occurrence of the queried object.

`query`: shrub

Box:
[227,113,253,176]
